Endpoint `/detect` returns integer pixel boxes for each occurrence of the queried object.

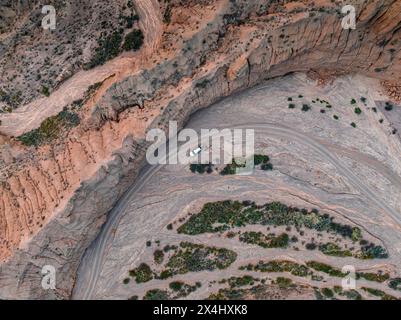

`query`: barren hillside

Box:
[0,0,401,299]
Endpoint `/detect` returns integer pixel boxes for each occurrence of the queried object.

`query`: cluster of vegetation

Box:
[129,242,237,283]
[190,163,214,174]
[0,89,22,110]
[254,154,273,171]
[129,263,153,283]
[17,107,80,147]
[195,79,210,89]
[163,4,172,24]
[361,287,397,300]
[358,242,389,259]
[41,85,50,97]
[301,104,311,112]
[389,278,401,291]
[122,13,139,28]
[153,249,164,265]
[315,286,362,300]
[220,158,246,175]
[316,240,388,259]
[318,242,352,257]
[384,101,394,111]
[161,242,237,278]
[220,154,273,175]
[306,261,389,283]
[219,275,260,288]
[143,289,170,300]
[85,27,144,69]
[306,261,349,278]
[287,96,332,112]
[208,282,293,300]
[85,31,124,69]
[357,272,389,283]
[122,29,144,51]
[70,81,104,110]
[176,200,388,259]
[239,260,310,278]
[274,277,295,289]
[142,281,201,300]
[239,231,290,249]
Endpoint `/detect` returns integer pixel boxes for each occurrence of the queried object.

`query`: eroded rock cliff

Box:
[1,0,401,299]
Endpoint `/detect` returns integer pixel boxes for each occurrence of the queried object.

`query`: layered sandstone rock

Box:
[1,0,401,299]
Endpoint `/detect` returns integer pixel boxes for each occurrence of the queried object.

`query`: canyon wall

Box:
[1,0,401,299]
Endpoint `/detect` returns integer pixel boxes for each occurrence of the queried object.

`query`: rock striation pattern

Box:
[1,0,401,299]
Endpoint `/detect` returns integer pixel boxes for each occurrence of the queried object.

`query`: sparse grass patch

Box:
[17,108,80,147]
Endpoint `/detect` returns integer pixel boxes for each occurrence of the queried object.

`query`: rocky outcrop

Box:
[1,0,401,299]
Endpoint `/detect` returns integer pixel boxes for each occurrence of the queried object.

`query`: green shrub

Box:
[384,102,393,111]
[190,163,213,174]
[357,272,389,283]
[169,281,184,292]
[362,287,397,300]
[322,287,334,298]
[301,104,310,112]
[162,242,236,278]
[242,260,310,278]
[388,278,401,291]
[274,277,293,288]
[41,86,50,97]
[154,249,164,264]
[261,163,273,171]
[129,263,153,283]
[342,289,362,300]
[306,261,347,277]
[239,231,289,248]
[319,242,352,257]
[253,154,270,165]
[122,29,144,51]
[143,289,170,300]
